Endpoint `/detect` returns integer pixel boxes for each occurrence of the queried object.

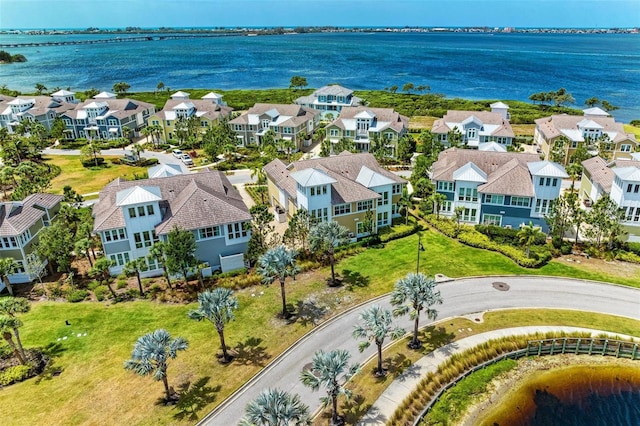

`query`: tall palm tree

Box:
[257,245,299,318]
[517,221,543,258]
[0,297,30,361]
[398,187,412,225]
[149,241,172,289]
[390,273,443,349]
[352,305,405,376]
[0,316,26,364]
[429,193,448,219]
[241,388,311,426]
[188,288,238,363]
[123,258,149,297]
[124,329,188,402]
[309,221,350,286]
[300,349,360,426]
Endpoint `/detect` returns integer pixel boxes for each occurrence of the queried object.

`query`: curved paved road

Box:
[200,277,640,425]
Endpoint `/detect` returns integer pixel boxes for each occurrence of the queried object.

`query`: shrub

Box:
[0,342,12,359]
[67,289,89,303]
[615,251,640,264]
[110,157,122,165]
[93,285,110,301]
[0,365,32,386]
[116,280,128,289]
[125,288,140,299]
[81,157,106,167]
[217,272,262,290]
[46,283,64,299]
[87,280,101,291]
[625,242,640,256]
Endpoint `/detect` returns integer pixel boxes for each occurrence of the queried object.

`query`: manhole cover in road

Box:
[492,282,510,291]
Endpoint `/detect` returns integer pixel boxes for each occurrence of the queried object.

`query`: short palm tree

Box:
[188,288,238,363]
[309,221,350,286]
[0,315,26,364]
[353,305,405,376]
[300,349,360,426]
[390,273,443,349]
[0,257,17,296]
[0,297,30,361]
[257,245,300,318]
[241,388,311,426]
[124,329,188,402]
[517,221,543,258]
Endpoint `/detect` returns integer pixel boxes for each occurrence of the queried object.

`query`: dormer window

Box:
[467,128,477,139]
[310,185,328,196]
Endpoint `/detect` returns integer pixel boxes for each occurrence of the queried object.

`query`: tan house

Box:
[264,152,407,237]
[0,193,63,288]
[230,103,320,151]
[148,91,233,142]
[534,108,637,164]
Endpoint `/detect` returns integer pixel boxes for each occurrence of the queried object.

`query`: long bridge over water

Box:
[0,32,243,49]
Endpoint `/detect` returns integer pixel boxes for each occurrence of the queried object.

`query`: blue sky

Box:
[1,0,639,30]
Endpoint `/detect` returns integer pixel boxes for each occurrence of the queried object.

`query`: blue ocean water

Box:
[0,31,639,121]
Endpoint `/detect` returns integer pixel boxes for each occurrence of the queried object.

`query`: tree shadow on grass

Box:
[341,269,370,291]
[294,299,329,326]
[420,326,457,355]
[232,337,270,367]
[173,377,221,421]
[34,342,65,383]
[341,393,382,425]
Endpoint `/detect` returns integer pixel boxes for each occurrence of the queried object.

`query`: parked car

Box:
[181,154,194,167]
[172,149,183,158]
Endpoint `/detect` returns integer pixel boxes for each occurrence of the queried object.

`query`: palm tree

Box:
[309,221,350,286]
[89,257,116,298]
[0,297,30,362]
[257,245,299,318]
[390,273,443,349]
[149,242,172,289]
[241,388,311,426]
[352,305,405,376]
[123,258,149,297]
[398,187,412,225]
[429,193,447,219]
[0,257,17,296]
[300,349,360,426]
[188,288,238,363]
[517,221,543,258]
[0,316,26,364]
[124,329,188,402]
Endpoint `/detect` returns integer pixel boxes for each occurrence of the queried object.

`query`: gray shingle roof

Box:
[0,193,63,237]
[93,169,250,234]
[535,114,636,144]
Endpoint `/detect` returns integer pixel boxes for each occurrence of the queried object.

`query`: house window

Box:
[1,237,18,249]
[535,199,553,215]
[128,207,136,218]
[310,208,329,223]
[104,228,127,242]
[482,214,502,226]
[166,120,171,126]
[385,132,394,140]
[626,207,640,222]
[484,194,504,205]
[137,206,146,217]
[462,208,477,222]
[440,201,453,213]
[621,144,632,152]
[467,128,477,139]
[109,252,131,266]
[198,226,221,240]
[457,187,478,202]
[377,211,389,227]
[201,121,208,127]
[333,204,351,216]
[571,140,578,148]
[510,197,531,207]
[227,222,248,239]
[14,260,25,274]
[437,181,455,191]
[152,120,159,126]
[329,129,339,137]
[133,231,155,249]
[146,205,154,215]
[357,200,373,212]
[392,184,403,195]
[377,191,389,206]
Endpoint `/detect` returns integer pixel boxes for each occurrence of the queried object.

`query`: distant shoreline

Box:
[2,26,638,36]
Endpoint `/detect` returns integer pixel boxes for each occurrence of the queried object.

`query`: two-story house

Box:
[93,169,252,276]
[431,103,515,149]
[324,107,409,158]
[294,85,362,117]
[431,148,567,232]
[264,152,407,237]
[0,193,63,289]
[534,108,637,164]
[230,103,320,151]
[580,156,640,241]
[147,91,233,142]
[61,92,155,140]
[0,95,76,134]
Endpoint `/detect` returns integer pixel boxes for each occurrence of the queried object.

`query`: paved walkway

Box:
[357,326,639,425]
[197,277,640,425]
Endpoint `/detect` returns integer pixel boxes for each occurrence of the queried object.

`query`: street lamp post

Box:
[416,233,425,273]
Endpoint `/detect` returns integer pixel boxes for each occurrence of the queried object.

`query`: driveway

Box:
[198,276,640,425]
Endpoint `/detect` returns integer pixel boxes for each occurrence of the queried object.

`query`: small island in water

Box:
[0,50,27,64]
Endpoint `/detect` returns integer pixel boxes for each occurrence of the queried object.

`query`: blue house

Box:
[431,148,568,232]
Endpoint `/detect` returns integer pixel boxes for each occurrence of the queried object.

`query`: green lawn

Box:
[624,124,640,139]
[2,229,639,425]
[45,155,149,196]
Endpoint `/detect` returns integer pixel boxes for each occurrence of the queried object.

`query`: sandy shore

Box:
[459,355,639,426]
